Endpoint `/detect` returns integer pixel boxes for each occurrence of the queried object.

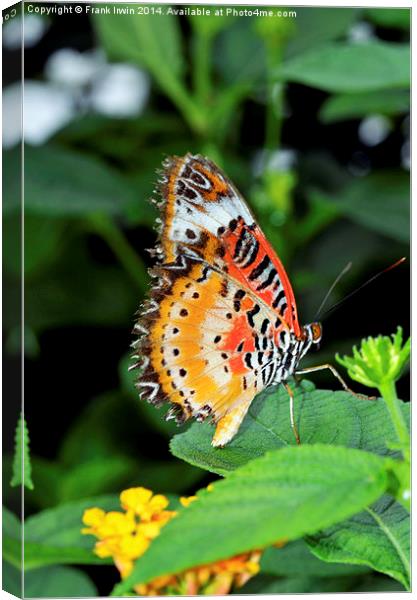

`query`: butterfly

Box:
[131,154,325,447]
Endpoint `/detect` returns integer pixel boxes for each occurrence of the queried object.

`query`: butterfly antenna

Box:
[314,261,352,320]
[320,257,406,320]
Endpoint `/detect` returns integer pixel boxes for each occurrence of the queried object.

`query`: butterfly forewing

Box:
[134,154,302,446]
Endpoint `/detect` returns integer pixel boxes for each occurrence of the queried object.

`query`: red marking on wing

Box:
[223,220,301,337]
[220,313,256,375]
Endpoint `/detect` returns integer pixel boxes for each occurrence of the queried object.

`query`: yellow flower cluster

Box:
[82,487,176,578]
[135,550,261,596]
[82,486,262,595]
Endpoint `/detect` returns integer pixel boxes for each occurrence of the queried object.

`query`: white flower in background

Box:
[89,64,150,117]
[3,46,151,149]
[3,81,76,148]
[45,48,151,117]
[2,82,21,148]
[347,21,375,44]
[3,14,49,50]
[45,48,106,88]
[358,114,391,147]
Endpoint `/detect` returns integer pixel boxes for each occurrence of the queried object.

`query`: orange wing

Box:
[133,154,301,446]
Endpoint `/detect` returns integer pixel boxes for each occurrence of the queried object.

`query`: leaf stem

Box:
[159,74,208,136]
[193,32,212,106]
[264,44,284,152]
[378,380,410,462]
[88,214,147,293]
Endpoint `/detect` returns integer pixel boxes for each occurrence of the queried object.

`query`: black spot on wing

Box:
[249,255,271,281]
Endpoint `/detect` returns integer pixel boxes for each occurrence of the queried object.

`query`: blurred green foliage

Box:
[3,4,410,596]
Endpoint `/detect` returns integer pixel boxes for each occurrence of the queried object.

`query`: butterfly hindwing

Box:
[134,154,303,446]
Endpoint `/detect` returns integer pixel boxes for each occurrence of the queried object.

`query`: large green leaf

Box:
[285,8,359,59]
[328,172,410,243]
[307,495,410,590]
[279,42,410,92]
[3,563,97,598]
[171,381,409,475]
[240,572,404,594]
[115,444,388,593]
[261,539,369,577]
[20,495,119,569]
[240,574,357,594]
[5,145,136,217]
[320,90,409,123]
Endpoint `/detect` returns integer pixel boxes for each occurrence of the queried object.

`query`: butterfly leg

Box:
[295,364,376,401]
[212,395,253,448]
[284,383,301,445]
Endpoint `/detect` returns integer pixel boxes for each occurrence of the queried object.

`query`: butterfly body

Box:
[133,154,322,446]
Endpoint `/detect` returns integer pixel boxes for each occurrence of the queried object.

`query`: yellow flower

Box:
[119,532,150,559]
[135,550,262,596]
[81,487,176,584]
[97,511,136,538]
[120,487,169,520]
[179,495,197,507]
[82,486,263,595]
[137,521,164,539]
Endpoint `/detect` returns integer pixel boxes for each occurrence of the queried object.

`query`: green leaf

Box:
[261,539,369,577]
[350,573,405,592]
[11,414,34,490]
[5,145,136,217]
[3,213,69,279]
[58,392,141,465]
[189,12,235,38]
[279,42,410,92]
[3,563,97,598]
[320,90,409,123]
[57,456,140,504]
[329,171,410,243]
[29,458,65,509]
[22,495,119,569]
[307,495,410,590]
[285,8,359,59]
[240,573,358,594]
[215,20,266,84]
[2,561,22,597]
[115,444,388,593]
[171,382,409,475]
[24,243,136,331]
[366,8,410,30]
[93,11,184,77]
[119,354,182,437]
[3,507,22,569]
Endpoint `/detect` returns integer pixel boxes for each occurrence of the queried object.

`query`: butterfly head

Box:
[303,322,322,347]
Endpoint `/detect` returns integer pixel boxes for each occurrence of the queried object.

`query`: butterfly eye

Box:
[311,323,322,343]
